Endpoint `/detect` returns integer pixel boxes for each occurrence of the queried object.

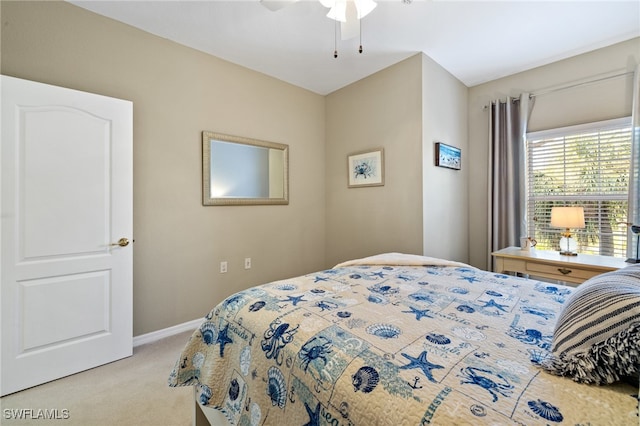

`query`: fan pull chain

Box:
[359,18,363,54]
[334,16,338,58]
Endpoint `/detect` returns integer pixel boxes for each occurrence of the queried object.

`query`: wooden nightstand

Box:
[492,246,629,285]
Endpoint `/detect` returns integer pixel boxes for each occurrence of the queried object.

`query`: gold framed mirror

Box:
[202,131,289,206]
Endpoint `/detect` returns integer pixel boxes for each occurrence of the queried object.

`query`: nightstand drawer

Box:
[525,262,600,281]
[501,258,526,272]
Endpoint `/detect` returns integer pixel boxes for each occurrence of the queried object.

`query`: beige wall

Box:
[325,53,469,266]
[1,1,327,335]
[7,1,632,335]
[422,54,469,263]
[325,55,424,266]
[467,37,640,270]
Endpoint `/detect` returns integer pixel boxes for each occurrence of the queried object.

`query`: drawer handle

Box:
[557,268,572,275]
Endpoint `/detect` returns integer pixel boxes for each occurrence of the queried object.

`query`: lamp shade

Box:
[550,206,585,229]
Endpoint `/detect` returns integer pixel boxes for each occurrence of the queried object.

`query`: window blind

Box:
[527,117,632,258]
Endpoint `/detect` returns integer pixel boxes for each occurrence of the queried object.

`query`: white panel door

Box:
[0,75,133,396]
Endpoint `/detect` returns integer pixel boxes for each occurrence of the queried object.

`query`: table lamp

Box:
[550,206,585,256]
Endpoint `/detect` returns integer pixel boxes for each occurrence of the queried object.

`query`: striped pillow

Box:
[542,264,640,385]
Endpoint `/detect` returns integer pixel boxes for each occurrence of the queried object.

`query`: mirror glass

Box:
[202,131,289,205]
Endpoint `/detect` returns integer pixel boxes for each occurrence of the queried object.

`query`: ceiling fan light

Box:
[326,1,347,22]
[354,0,376,19]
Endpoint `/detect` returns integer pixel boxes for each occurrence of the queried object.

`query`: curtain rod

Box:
[530,70,634,98]
[482,69,635,110]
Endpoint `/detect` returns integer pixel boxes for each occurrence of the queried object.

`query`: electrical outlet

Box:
[220,261,228,273]
[244,258,252,269]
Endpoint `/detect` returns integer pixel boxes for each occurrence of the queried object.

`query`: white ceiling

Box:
[68,0,640,95]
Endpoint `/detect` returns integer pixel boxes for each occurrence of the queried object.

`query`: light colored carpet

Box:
[0,330,194,426]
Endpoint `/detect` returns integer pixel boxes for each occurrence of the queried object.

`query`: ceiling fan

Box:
[260,0,378,41]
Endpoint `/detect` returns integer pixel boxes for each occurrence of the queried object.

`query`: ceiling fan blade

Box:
[260,0,299,12]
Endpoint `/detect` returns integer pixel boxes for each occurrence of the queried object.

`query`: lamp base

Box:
[626,258,640,264]
[558,236,578,256]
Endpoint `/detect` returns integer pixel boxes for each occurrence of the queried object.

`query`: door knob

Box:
[110,238,130,247]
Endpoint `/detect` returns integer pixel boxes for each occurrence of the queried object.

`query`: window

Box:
[527,117,632,258]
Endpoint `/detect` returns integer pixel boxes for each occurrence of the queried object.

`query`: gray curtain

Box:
[487,93,533,266]
[629,64,640,259]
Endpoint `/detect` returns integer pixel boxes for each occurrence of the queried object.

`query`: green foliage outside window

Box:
[527,120,631,258]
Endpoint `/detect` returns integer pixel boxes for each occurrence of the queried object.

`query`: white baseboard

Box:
[133,318,202,347]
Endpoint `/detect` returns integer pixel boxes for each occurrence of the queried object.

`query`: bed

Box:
[168,253,639,425]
